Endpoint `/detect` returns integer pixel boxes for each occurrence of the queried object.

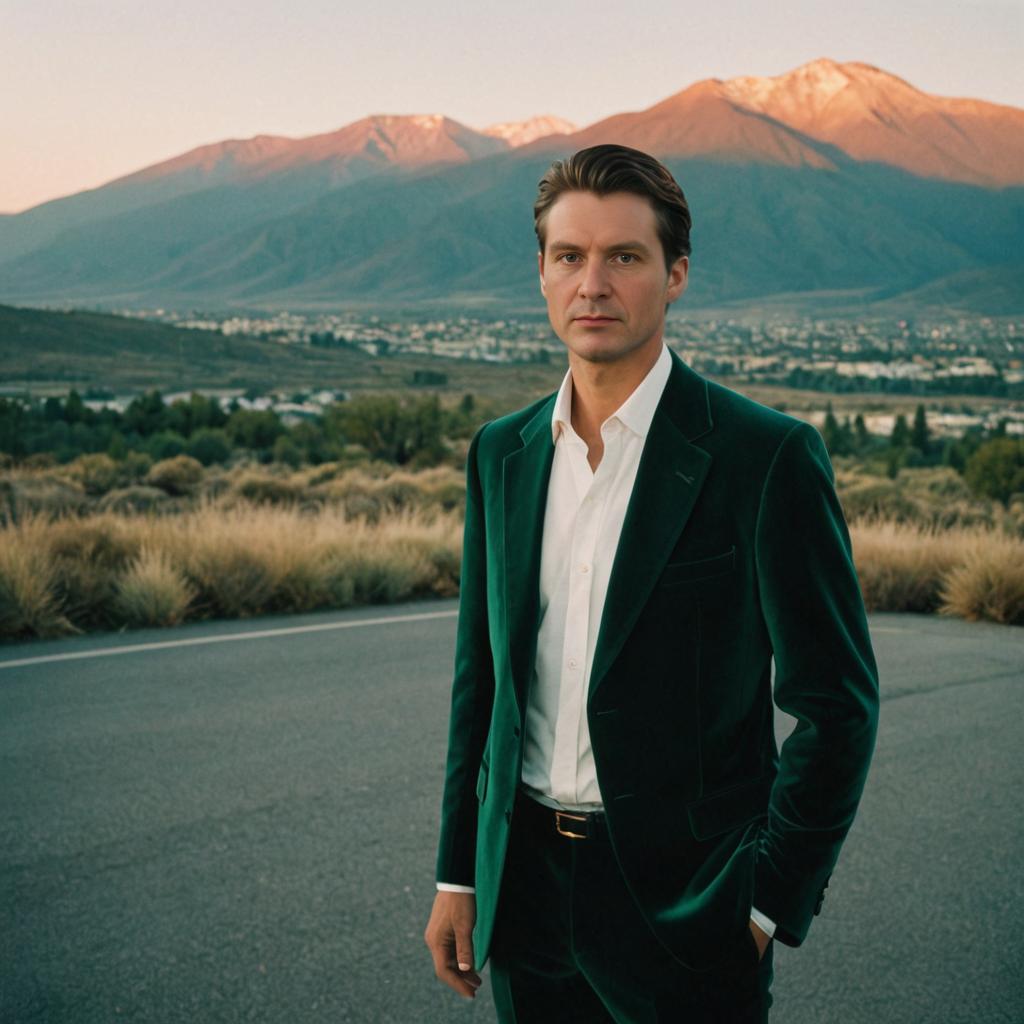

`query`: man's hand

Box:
[748,918,772,962]
[425,891,482,999]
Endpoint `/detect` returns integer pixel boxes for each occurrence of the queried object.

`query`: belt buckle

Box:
[555,810,588,839]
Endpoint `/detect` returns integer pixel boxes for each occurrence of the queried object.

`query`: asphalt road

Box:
[1,603,1022,1023]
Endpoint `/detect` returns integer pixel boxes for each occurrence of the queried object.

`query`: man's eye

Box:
[615,253,637,264]
[559,253,580,264]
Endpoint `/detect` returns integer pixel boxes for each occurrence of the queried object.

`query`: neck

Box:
[569,336,664,444]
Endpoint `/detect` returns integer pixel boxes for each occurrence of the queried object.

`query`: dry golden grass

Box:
[0,514,76,637]
[0,500,462,640]
[850,518,1024,625]
[3,456,1023,640]
[937,533,1024,626]
[113,546,197,627]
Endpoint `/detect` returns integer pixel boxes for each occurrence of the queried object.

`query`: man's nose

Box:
[578,259,611,299]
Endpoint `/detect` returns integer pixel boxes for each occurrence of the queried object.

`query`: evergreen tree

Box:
[890,413,911,448]
[854,413,870,452]
[910,404,929,453]
[822,404,842,455]
[64,389,86,424]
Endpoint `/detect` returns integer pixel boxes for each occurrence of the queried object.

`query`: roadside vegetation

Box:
[1,389,1022,640]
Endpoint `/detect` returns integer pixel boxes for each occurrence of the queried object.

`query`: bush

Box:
[69,453,122,496]
[938,533,1024,625]
[122,450,154,481]
[234,474,302,505]
[146,455,204,496]
[113,546,196,627]
[98,486,171,515]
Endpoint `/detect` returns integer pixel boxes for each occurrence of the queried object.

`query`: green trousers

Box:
[488,788,774,1023]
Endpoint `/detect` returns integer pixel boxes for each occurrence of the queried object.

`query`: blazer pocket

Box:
[686,774,772,840]
[475,761,489,804]
[659,545,736,587]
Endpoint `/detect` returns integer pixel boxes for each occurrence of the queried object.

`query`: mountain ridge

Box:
[1,59,1021,314]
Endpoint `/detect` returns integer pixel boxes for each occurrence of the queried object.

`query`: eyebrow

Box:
[548,239,653,255]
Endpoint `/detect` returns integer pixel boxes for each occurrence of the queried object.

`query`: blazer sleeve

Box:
[752,421,880,946]
[434,423,497,887]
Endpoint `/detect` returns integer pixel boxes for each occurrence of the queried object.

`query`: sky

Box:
[2,0,1021,213]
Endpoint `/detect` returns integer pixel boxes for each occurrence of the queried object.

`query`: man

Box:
[424,144,879,1022]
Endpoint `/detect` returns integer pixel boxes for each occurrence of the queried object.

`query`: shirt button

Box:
[580,564,590,574]
[568,658,578,669]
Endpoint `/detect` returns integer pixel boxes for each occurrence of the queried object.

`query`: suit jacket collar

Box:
[503,348,714,712]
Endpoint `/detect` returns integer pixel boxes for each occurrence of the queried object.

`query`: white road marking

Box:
[0,609,459,670]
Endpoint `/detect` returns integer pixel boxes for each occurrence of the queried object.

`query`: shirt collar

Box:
[550,342,672,444]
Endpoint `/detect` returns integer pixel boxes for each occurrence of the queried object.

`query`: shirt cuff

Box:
[437,882,476,894]
[750,905,777,938]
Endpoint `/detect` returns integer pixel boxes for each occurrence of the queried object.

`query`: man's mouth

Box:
[574,315,617,323]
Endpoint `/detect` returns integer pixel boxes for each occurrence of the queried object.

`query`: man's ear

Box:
[538,250,546,298]
[666,255,689,304]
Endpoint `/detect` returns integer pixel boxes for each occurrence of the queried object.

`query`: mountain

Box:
[0,115,508,263]
[519,58,1024,186]
[718,58,1024,187]
[482,115,577,147]
[1,60,1021,314]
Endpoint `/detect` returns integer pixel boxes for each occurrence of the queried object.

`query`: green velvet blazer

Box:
[434,348,880,972]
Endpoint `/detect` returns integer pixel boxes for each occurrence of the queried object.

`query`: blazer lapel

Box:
[587,351,715,704]
[502,395,557,714]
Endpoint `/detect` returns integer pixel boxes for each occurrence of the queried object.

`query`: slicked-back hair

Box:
[533,144,692,273]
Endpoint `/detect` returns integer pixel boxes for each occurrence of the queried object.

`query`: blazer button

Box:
[813,892,825,915]
[505,809,513,823]
[513,725,521,737]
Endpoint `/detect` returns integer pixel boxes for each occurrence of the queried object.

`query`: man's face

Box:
[538,190,688,367]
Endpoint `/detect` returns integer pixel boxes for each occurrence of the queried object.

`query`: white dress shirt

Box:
[438,343,776,939]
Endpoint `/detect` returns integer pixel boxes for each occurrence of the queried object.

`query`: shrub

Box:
[69,453,122,496]
[0,515,75,637]
[937,533,1024,625]
[234,474,303,505]
[113,546,196,627]
[146,455,204,496]
[98,486,170,515]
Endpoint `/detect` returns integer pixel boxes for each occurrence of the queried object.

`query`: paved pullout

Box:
[1,604,1022,1023]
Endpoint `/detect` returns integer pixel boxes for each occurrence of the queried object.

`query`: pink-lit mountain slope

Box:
[0,115,510,261]
[719,58,1024,187]
[520,58,1024,187]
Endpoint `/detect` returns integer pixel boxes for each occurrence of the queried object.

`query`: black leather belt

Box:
[515,787,610,841]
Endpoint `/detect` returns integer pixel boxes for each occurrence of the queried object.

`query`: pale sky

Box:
[2,0,1021,213]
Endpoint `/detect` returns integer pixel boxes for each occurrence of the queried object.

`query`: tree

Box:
[124,390,167,436]
[910,404,930,454]
[185,428,232,466]
[963,438,1024,505]
[890,413,911,449]
[272,434,303,468]
[225,409,285,450]
[326,394,448,465]
[821,404,854,456]
[853,413,870,452]
[64,389,87,424]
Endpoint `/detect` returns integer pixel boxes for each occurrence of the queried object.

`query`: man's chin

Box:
[566,332,643,365]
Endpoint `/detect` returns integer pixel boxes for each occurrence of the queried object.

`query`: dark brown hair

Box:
[533,144,692,271]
